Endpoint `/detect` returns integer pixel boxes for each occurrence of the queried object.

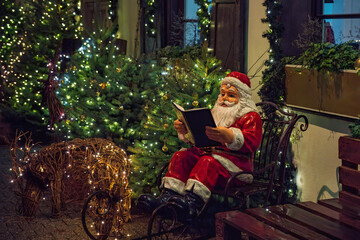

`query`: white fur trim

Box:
[222,77,251,94]
[225,127,244,151]
[185,179,211,202]
[212,154,253,183]
[161,177,186,195]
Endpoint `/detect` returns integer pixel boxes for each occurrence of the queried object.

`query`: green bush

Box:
[294,42,360,73]
[349,116,360,139]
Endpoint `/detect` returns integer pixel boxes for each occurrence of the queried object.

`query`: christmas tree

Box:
[129,44,227,197]
[0,0,24,106]
[55,27,160,148]
[1,0,81,138]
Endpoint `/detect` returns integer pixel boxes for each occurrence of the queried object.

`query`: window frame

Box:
[315,0,360,19]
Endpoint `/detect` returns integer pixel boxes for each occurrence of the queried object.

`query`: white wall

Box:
[247,0,268,104]
[292,112,351,201]
[247,1,351,202]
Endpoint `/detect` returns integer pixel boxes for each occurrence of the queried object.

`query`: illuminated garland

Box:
[259,0,285,104]
[142,0,211,41]
[108,0,118,22]
[144,0,157,38]
[260,0,298,204]
[195,0,211,42]
[108,0,118,35]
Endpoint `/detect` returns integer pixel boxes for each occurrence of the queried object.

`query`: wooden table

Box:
[215,198,360,240]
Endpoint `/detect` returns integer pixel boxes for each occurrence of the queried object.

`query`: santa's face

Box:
[219,84,239,107]
[212,84,242,127]
[212,82,257,127]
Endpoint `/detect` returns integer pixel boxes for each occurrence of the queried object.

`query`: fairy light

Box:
[195,0,211,42]
[2,0,82,127]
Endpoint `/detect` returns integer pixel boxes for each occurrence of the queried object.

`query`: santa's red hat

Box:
[221,71,251,94]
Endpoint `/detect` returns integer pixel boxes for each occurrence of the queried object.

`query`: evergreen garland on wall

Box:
[144,0,157,38]
[258,0,285,104]
[259,0,298,205]
[142,0,212,42]
[108,0,119,35]
[195,0,211,42]
[108,0,118,22]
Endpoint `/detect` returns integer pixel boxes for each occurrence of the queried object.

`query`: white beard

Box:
[212,95,258,127]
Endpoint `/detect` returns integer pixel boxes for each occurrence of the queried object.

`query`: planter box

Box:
[285,65,360,118]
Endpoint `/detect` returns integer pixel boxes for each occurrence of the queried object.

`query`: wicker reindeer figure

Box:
[10,131,131,221]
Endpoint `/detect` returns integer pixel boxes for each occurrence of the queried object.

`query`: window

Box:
[183,0,200,46]
[317,0,360,44]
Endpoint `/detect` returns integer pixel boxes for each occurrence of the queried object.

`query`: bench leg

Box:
[216,218,244,240]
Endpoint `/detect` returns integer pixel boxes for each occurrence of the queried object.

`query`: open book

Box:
[172,102,221,148]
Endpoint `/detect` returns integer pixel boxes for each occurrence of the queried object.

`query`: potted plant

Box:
[285,42,360,118]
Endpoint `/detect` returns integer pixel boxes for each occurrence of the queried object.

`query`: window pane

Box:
[185,0,198,19]
[323,18,360,44]
[323,0,360,15]
[184,0,200,46]
[184,22,200,46]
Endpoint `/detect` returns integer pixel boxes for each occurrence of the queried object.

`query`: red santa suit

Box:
[162,72,263,203]
[161,111,262,202]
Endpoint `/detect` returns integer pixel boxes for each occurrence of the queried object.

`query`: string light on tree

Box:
[129,43,225,197]
[1,0,82,133]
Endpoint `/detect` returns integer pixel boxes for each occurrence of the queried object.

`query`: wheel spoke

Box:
[82,191,113,240]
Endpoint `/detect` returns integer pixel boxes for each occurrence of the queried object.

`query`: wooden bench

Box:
[215,136,360,239]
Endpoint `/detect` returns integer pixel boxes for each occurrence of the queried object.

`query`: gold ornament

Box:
[66,119,70,125]
[163,123,169,129]
[96,91,100,96]
[73,66,76,70]
[192,100,199,107]
[162,94,168,100]
[162,144,168,152]
[355,58,360,70]
[80,114,85,120]
[99,83,106,89]
[117,68,122,73]
[119,105,124,110]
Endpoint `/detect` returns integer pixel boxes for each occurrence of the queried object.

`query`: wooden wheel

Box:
[82,190,113,240]
[147,204,184,240]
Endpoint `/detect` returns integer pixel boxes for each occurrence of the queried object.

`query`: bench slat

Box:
[318,198,342,211]
[319,197,360,219]
[339,166,360,190]
[268,204,360,239]
[339,136,360,164]
[297,201,360,230]
[339,191,360,218]
[246,207,330,240]
[215,210,298,240]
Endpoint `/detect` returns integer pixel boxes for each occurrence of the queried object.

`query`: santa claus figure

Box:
[137,72,262,220]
